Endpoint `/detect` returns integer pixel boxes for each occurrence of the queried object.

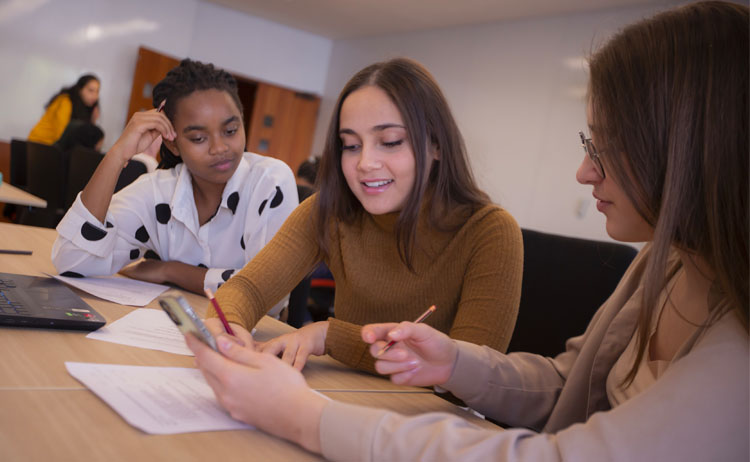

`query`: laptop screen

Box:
[0,272,105,331]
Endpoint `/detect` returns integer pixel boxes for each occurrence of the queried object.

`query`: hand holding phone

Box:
[158,290,218,351]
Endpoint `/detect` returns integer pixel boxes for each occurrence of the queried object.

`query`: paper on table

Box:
[87,308,193,355]
[66,362,253,434]
[53,273,169,306]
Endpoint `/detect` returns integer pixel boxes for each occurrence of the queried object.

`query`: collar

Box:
[169,154,251,228]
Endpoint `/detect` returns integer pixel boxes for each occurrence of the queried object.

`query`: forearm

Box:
[281,390,327,454]
[163,261,208,295]
[442,341,564,429]
[212,197,322,329]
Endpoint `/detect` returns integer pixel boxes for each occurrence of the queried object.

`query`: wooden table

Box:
[0,182,46,208]
[0,222,496,461]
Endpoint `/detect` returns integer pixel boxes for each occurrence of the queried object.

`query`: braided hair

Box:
[152,59,243,168]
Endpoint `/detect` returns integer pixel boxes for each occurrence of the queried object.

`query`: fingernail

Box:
[218,337,232,351]
[390,329,401,338]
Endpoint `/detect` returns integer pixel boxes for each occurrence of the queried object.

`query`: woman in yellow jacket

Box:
[28,74,100,145]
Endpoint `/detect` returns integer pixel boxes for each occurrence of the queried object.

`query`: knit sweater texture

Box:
[210,195,523,373]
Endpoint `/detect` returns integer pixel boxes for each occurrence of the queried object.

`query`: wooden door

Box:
[126,47,320,173]
[246,83,320,174]
[126,47,180,120]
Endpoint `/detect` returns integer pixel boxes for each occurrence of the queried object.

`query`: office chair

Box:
[507,228,638,357]
[114,159,148,193]
[3,139,28,221]
[17,142,69,228]
[66,146,102,209]
[9,138,28,188]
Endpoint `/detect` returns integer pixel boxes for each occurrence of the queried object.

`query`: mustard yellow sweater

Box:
[211,195,523,373]
[28,94,72,145]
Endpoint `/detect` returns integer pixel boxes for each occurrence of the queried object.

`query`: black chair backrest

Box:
[114,159,148,193]
[507,228,638,357]
[66,146,102,208]
[10,138,28,188]
[25,142,68,208]
[18,142,69,228]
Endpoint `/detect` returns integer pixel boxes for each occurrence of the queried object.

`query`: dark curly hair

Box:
[152,59,243,168]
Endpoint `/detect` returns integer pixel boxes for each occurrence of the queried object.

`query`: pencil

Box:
[377,305,436,356]
[0,249,32,255]
[204,288,235,336]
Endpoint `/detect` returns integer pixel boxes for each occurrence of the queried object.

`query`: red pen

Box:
[377,305,436,356]
[204,288,235,336]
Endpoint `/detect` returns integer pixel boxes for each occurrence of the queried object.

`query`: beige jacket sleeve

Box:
[319,314,748,462]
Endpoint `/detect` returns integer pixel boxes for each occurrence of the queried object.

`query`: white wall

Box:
[0,0,331,150]
[312,2,684,243]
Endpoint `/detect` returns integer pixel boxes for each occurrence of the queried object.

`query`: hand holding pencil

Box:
[361,307,459,387]
[203,288,255,349]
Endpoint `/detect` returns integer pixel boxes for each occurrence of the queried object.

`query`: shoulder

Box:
[114,166,178,200]
[464,204,522,240]
[241,152,295,181]
[145,165,180,185]
[48,94,72,112]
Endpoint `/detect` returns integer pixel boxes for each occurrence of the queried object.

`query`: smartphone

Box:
[158,290,218,351]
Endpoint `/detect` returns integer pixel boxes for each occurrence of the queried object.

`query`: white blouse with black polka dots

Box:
[52,152,298,300]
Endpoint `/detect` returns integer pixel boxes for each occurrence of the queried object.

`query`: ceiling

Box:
[203,0,675,39]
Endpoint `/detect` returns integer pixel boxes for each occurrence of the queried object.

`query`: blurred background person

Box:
[28,74,100,145]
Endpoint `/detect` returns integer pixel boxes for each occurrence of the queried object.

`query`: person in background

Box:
[53,120,105,153]
[287,157,321,328]
[29,74,100,145]
[203,57,523,374]
[187,2,748,460]
[296,157,319,191]
[51,59,297,305]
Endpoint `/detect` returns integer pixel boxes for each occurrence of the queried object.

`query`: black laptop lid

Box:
[0,272,106,331]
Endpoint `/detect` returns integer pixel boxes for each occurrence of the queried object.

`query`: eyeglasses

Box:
[579,131,605,179]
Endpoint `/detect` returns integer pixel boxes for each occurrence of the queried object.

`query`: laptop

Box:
[0,272,105,331]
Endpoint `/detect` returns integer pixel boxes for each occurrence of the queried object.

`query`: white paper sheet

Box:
[66,362,253,434]
[53,274,169,306]
[86,308,194,355]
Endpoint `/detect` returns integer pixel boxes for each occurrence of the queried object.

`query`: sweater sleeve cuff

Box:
[441,340,493,401]
[325,317,375,371]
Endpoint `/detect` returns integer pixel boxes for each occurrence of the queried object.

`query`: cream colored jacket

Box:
[320,246,749,461]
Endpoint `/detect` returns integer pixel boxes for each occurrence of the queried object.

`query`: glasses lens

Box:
[579,132,605,178]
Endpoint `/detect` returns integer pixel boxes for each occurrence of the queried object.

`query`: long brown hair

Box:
[315,58,489,268]
[588,1,748,383]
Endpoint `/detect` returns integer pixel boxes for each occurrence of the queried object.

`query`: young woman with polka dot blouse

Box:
[52,59,296,309]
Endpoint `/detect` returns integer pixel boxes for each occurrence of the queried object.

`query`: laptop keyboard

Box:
[0,278,29,315]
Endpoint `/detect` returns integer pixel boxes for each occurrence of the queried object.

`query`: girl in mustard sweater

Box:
[28,74,100,145]
[206,58,523,374]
